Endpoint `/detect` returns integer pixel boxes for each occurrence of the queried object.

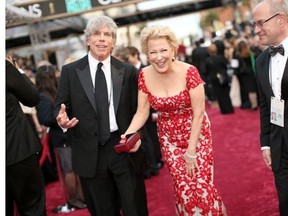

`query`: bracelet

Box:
[185,152,197,159]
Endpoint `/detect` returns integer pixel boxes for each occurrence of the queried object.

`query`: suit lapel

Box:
[76,58,97,113]
[258,51,274,97]
[111,57,124,114]
[75,56,125,114]
[281,60,288,101]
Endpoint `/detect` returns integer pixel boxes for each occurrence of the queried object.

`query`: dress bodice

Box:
[138,66,207,147]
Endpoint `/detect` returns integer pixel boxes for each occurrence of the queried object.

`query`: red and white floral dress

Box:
[138,66,227,216]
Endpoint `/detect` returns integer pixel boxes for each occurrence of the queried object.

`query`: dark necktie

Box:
[95,62,110,144]
[269,44,285,56]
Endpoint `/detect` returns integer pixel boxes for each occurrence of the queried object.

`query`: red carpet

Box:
[45,106,279,216]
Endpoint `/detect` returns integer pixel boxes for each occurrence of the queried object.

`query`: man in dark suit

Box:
[191,38,214,101]
[54,15,148,216]
[6,57,46,216]
[253,1,288,215]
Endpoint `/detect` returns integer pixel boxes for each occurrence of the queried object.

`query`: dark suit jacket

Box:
[192,46,209,75]
[6,60,42,166]
[54,55,145,177]
[205,55,229,82]
[255,49,288,171]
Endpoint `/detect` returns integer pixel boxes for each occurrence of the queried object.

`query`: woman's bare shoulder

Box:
[176,60,196,73]
[141,65,154,76]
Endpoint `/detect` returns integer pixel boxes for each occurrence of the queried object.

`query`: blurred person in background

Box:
[112,45,130,62]
[177,45,192,63]
[191,38,214,102]
[234,39,258,110]
[35,64,86,214]
[246,34,264,58]
[127,46,147,70]
[205,42,234,114]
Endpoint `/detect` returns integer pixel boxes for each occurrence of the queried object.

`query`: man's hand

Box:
[262,149,272,170]
[56,103,79,129]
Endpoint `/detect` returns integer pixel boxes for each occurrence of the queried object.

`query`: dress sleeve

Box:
[138,69,149,94]
[186,66,204,90]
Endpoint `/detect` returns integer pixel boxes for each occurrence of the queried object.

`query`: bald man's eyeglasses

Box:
[251,13,279,30]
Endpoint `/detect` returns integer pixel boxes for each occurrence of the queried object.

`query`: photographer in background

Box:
[6,56,46,216]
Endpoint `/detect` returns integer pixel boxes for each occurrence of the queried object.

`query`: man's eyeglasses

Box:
[251,13,280,30]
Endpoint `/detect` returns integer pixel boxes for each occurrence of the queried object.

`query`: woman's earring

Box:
[172,57,176,61]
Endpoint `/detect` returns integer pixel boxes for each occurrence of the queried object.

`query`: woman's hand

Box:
[36,125,47,140]
[120,133,142,153]
[184,152,198,176]
[129,139,141,152]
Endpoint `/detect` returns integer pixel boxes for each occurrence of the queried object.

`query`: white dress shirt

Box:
[88,52,118,132]
[262,37,288,151]
[270,37,288,99]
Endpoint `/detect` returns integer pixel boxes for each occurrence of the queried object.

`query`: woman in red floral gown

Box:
[125,25,227,215]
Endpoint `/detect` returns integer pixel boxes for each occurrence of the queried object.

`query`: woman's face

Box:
[147,38,175,74]
[86,25,115,61]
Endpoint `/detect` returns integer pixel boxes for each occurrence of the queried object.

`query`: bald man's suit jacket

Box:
[255,48,288,172]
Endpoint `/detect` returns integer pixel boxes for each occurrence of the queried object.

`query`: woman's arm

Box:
[187,83,206,156]
[124,90,150,135]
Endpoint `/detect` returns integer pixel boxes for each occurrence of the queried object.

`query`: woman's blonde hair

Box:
[140,25,179,57]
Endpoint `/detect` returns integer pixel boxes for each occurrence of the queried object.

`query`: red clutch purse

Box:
[114,132,141,153]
